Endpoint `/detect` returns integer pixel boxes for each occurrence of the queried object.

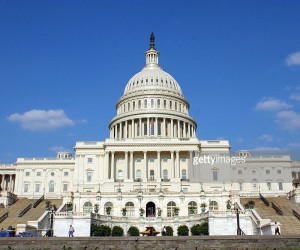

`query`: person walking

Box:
[275,222,281,235]
[68,225,75,237]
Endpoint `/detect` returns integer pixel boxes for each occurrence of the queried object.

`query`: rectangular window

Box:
[181,157,186,162]
[239,183,243,191]
[267,182,272,190]
[63,184,68,192]
[35,184,40,193]
[144,122,147,135]
[88,158,93,163]
[162,158,168,163]
[36,172,41,177]
[157,121,161,136]
[266,170,270,174]
[64,172,69,176]
[238,170,242,175]
[150,119,154,135]
[24,184,29,193]
[87,172,93,182]
[25,172,30,177]
[213,170,218,181]
[277,170,281,174]
[278,182,283,190]
[149,158,155,162]
[136,158,141,163]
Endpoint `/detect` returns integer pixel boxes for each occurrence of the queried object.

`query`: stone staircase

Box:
[241,196,300,234]
[0,198,62,229]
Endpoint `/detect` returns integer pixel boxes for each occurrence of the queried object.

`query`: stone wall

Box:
[0,235,299,250]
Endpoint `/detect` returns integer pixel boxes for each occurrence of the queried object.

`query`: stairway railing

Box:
[259,193,270,206]
[18,203,32,217]
[292,209,300,221]
[271,202,283,215]
[0,212,8,223]
[33,195,44,208]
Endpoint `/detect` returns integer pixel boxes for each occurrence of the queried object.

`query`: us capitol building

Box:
[0,34,299,236]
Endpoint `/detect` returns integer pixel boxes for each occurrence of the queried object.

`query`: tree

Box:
[112,226,124,236]
[127,226,140,236]
[177,225,189,236]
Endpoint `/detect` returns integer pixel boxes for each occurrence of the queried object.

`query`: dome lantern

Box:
[145,32,160,66]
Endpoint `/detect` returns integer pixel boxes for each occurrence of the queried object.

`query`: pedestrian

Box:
[68,225,75,237]
[275,222,280,235]
[162,226,166,236]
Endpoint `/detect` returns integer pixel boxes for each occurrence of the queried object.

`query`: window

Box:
[64,172,69,177]
[25,172,30,177]
[104,202,113,215]
[162,158,168,163]
[267,182,272,190]
[125,202,135,217]
[150,119,154,135]
[88,158,93,163]
[277,170,281,174]
[209,201,219,211]
[164,100,166,108]
[167,201,177,217]
[252,170,256,174]
[181,157,186,162]
[36,172,41,177]
[118,170,123,180]
[213,170,218,181]
[266,170,270,174]
[252,179,257,189]
[49,181,54,192]
[133,101,135,110]
[144,122,147,135]
[181,169,187,180]
[163,170,168,180]
[144,99,147,108]
[24,183,29,193]
[35,184,40,193]
[136,158,141,163]
[87,172,93,182]
[239,182,243,191]
[117,157,123,161]
[138,100,141,109]
[83,202,93,213]
[63,184,68,192]
[151,99,154,108]
[149,157,155,163]
[157,99,160,108]
[175,102,177,110]
[157,121,161,136]
[150,170,154,181]
[51,172,55,177]
[188,201,198,214]
[278,182,283,190]
[170,101,172,109]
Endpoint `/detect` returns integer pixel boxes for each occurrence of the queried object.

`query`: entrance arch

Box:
[146,202,156,217]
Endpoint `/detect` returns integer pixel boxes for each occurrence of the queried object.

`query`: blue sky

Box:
[1,0,300,163]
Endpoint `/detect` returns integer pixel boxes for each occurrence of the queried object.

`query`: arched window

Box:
[163,170,168,180]
[188,201,198,214]
[175,102,177,111]
[83,202,93,213]
[133,101,135,110]
[150,170,155,181]
[125,201,135,217]
[138,100,141,109]
[49,180,54,192]
[164,100,166,108]
[104,202,113,215]
[182,169,187,180]
[118,170,123,180]
[167,201,177,217]
[209,201,219,211]
[136,170,141,180]
[144,122,147,136]
[144,99,147,108]
[151,99,154,108]
[157,99,160,108]
[170,101,172,109]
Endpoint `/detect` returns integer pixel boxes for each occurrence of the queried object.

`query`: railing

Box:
[260,193,270,206]
[18,204,32,217]
[292,209,300,221]
[33,195,44,208]
[271,202,283,215]
[0,212,8,223]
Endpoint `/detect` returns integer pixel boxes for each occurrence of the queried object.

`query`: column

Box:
[120,123,123,138]
[11,175,15,192]
[104,151,109,179]
[171,119,174,138]
[125,151,129,179]
[183,122,186,137]
[9,174,13,191]
[131,119,134,138]
[154,117,157,136]
[1,175,4,190]
[171,151,174,178]
[111,152,115,180]
[187,123,190,138]
[139,118,142,137]
[130,151,134,180]
[157,151,161,180]
[177,120,180,138]
[189,150,193,179]
[176,151,180,178]
[143,151,147,179]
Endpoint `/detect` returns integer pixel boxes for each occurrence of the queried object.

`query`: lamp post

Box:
[49,209,55,237]
[234,203,241,235]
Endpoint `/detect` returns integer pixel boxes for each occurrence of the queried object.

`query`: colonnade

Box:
[0,174,15,192]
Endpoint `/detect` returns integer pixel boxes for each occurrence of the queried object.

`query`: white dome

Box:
[124,65,183,96]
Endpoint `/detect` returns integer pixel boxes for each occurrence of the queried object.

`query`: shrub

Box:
[199,222,209,235]
[177,225,189,236]
[97,225,111,236]
[112,226,124,236]
[191,224,201,236]
[165,226,173,236]
[127,226,140,236]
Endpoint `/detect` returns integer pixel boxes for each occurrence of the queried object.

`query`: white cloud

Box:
[255,98,292,111]
[286,51,300,66]
[258,134,273,142]
[276,110,300,131]
[290,93,300,101]
[49,146,68,152]
[7,109,74,131]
